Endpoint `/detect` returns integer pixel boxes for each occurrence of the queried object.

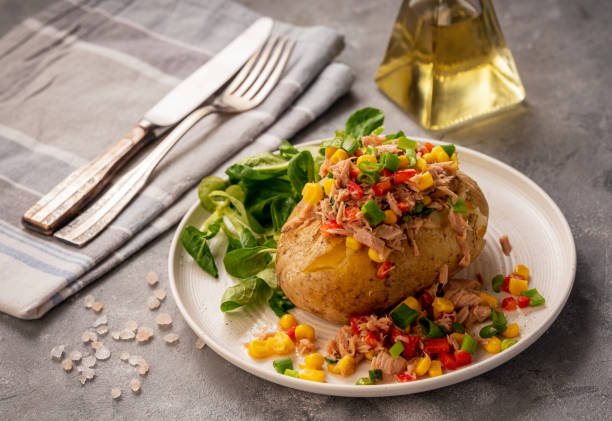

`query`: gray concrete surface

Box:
[1,0,611,420]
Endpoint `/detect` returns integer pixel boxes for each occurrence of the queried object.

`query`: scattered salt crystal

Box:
[130,378,141,393]
[111,331,121,341]
[119,329,135,341]
[164,333,179,344]
[96,325,108,336]
[84,295,94,308]
[88,331,98,343]
[82,356,96,368]
[91,302,103,312]
[136,327,154,343]
[50,345,65,361]
[156,313,172,327]
[79,368,95,385]
[91,341,103,350]
[153,288,166,301]
[111,388,121,400]
[138,363,149,376]
[146,271,158,287]
[147,296,160,310]
[61,359,73,372]
[195,338,206,349]
[125,320,138,332]
[128,355,145,367]
[95,346,111,360]
[69,350,82,362]
[92,315,107,327]
[82,331,91,343]
[119,351,130,362]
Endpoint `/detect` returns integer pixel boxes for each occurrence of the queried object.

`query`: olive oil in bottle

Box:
[375,0,525,130]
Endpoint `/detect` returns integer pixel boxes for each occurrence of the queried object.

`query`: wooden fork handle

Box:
[22,120,155,235]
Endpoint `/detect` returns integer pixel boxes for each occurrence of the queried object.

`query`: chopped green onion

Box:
[491,308,507,326]
[402,214,412,223]
[369,369,383,383]
[372,126,385,135]
[397,137,418,151]
[327,172,334,178]
[491,274,504,293]
[390,303,418,329]
[382,140,392,145]
[460,334,478,355]
[366,145,378,156]
[357,172,379,185]
[449,197,468,213]
[389,341,405,359]
[355,377,374,385]
[342,134,359,155]
[452,322,465,334]
[501,339,518,351]
[324,357,338,364]
[520,288,546,306]
[419,318,446,338]
[284,368,299,378]
[386,130,405,140]
[358,161,383,173]
[479,324,506,338]
[273,357,293,374]
[329,197,335,207]
[403,148,417,167]
[441,144,456,157]
[361,200,386,226]
[380,152,399,172]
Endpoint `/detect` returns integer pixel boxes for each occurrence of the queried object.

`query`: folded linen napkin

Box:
[0,0,353,319]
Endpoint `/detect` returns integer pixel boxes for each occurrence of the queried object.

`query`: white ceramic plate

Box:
[168,138,575,397]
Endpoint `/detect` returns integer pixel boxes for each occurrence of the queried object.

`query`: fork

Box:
[54,36,295,247]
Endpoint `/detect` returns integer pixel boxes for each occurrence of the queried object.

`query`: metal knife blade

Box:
[144,17,273,126]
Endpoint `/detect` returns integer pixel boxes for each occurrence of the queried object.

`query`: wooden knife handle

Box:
[22,121,155,235]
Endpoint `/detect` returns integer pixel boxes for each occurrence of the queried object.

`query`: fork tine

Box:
[225,42,264,94]
[233,36,278,96]
[249,39,295,104]
[243,37,288,100]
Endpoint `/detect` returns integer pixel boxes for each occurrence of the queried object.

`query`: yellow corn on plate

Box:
[323,178,335,196]
[416,172,433,191]
[415,355,431,376]
[398,155,411,169]
[301,182,323,205]
[402,296,421,312]
[502,323,520,338]
[295,324,315,341]
[330,149,349,164]
[422,152,436,164]
[432,146,450,162]
[450,332,465,344]
[432,297,454,318]
[416,157,428,172]
[303,353,325,370]
[483,336,502,354]
[479,292,499,308]
[428,360,443,377]
[513,264,529,279]
[356,154,377,166]
[299,368,326,382]
[384,210,397,224]
[248,340,272,359]
[266,332,295,355]
[279,314,297,330]
[325,147,338,158]
[509,278,529,296]
[368,247,390,263]
[334,356,356,377]
[345,236,362,251]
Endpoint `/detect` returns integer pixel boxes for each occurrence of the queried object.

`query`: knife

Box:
[22,17,273,235]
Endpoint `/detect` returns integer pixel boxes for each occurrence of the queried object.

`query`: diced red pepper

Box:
[350,167,361,179]
[423,338,450,355]
[320,220,342,236]
[287,325,296,342]
[397,373,414,382]
[350,316,367,336]
[439,352,457,370]
[518,295,530,308]
[418,146,429,155]
[397,201,413,213]
[347,181,364,199]
[424,142,434,152]
[372,179,392,196]
[502,297,517,311]
[344,206,361,222]
[381,169,393,177]
[501,276,511,293]
[393,170,418,185]
[402,336,420,359]
[453,350,472,366]
[364,331,379,349]
[376,261,393,279]
[418,292,434,317]
[354,148,363,156]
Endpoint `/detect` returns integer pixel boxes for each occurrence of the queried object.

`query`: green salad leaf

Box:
[198,176,227,212]
[220,277,268,312]
[268,290,295,317]
[279,140,299,159]
[345,107,384,140]
[179,226,219,277]
[223,246,275,279]
[287,150,315,196]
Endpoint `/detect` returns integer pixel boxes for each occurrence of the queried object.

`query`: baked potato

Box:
[276,171,489,324]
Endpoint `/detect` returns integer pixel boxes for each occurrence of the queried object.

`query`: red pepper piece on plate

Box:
[518,295,530,308]
[347,181,364,199]
[372,179,392,196]
[439,352,458,370]
[376,261,393,279]
[423,338,450,354]
[501,276,511,293]
[453,350,472,366]
[320,220,343,236]
[502,297,517,311]
[393,170,418,185]
[397,373,414,382]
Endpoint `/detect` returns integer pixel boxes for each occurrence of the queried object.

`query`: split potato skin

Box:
[276,171,489,324]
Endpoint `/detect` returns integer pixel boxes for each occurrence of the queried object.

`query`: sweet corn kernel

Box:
[432,146,450,162]
[509,278,529,296]
[294,324,315,341]
[422,195,432,206]
[502,323,520,338]
[334,356,356,377]
[402,296,421,312]
[299,368,326,383]
[330,149,349,164]
[483,336,502,354]
[365,350,375,360]
[415,172,434,191]
[266,332,295,355]
[513,264,529,279]
[345,236,362,251]
[327,362,339,374]
[323,178,335,196]
[428,360,443,377]
[422,152,436,164]
[356,154,377,166]
[279,314,297,331]
[479,292,499,308]
[325,147,338,158]
[450,332,465,345]
[432,297,455,319]
[450,153,459,170]
[303,353,325,370]
[398,155,411,169]
[384,210,398,224]
[416,157,428,172]
[368,247,391,263]
[415,355,431,376]
[301,182,323,206]
[248,340,272,359]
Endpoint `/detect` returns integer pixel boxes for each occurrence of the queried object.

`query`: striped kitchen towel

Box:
[0,0,353,319]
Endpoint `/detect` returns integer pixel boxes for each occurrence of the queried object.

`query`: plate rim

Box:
[167,137,576,397]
